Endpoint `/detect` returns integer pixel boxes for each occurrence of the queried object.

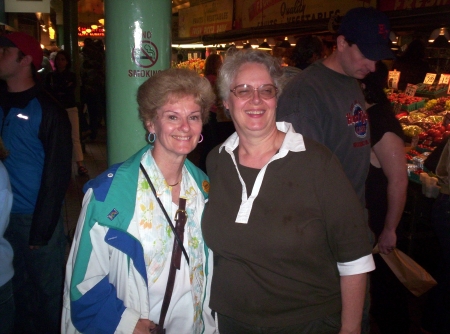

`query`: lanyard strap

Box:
[139,163,189,265]
[158,198,187,330]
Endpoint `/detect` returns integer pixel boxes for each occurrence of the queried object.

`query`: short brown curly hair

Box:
[137,68,215,129]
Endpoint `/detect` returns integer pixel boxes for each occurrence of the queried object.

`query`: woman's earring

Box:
[148,132,156,144]
[198,134,204,143]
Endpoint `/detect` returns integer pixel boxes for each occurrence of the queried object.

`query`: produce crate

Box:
[415,82,448,98]
[401,102,418,112]
[416,90,448,99]
[415,100,426,109]
[415,86,448,99]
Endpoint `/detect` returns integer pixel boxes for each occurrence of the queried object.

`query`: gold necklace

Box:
[168,178,181,187]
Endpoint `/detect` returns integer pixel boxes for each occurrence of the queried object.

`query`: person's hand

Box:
[133,319,156,334]
[377,228,397,255]
[29,245,40,250]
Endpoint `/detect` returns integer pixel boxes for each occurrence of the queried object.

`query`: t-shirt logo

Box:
[378,24,389,39]
[346,102,368,138]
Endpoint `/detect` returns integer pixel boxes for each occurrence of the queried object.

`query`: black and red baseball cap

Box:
[0,32,43,69]
[339,7,394,61]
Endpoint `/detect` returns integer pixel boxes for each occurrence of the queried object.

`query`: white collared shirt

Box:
[219,122,305,224]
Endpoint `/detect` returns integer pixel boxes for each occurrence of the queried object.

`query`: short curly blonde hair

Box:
[137,68,215,128]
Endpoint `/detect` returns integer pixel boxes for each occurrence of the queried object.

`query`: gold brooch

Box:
[202,180,210,193]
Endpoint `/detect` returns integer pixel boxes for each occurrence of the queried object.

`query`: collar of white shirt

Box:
[218,122,306,224]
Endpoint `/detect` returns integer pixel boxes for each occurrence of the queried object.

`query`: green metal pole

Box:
[62,0,79,101]
[0,0,5,23]
[105,0,171,165]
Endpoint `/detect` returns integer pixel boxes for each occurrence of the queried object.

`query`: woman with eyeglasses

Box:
[202,49,375,334]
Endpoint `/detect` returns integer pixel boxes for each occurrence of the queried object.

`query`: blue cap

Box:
[338,7,394,61]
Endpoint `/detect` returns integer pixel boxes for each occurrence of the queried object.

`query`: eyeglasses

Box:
[230,84,278,100]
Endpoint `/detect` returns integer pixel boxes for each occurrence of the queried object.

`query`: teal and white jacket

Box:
[62,146,214,334]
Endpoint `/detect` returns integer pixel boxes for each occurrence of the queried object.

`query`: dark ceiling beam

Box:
[173,5,450,45]
[386,4,450,33]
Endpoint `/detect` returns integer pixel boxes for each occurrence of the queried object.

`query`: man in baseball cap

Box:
[338,6,394,61]
[0,31,43,70]
[277,9,395,332]
[0,31,72,333]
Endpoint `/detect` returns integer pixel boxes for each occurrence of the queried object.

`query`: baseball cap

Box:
[0,32,43,69]
[338,7,394,61]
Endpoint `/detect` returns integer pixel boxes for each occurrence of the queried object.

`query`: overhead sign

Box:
[239,0,373,28]
[5,0,50,13]
[178,0,233,37]
[379,0,450,11]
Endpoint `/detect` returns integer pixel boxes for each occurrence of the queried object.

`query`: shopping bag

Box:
[373,244,437,297]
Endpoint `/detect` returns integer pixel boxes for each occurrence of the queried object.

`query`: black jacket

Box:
[0,83,72,245]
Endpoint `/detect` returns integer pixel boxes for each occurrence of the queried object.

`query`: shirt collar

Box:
[219,121,306,154]
[218,122,306,224]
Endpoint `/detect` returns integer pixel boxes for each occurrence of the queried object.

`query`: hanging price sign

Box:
[388,70,400,89]
[423,73,436,85]
[405,84,418,97]
[393,102,403,115]
[438,74,450,85]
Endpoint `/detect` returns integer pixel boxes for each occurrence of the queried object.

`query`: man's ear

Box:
[336,35,347,52]
[21,55,34,67]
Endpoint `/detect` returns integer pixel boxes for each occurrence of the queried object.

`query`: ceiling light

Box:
[243,41,252,49]
[258,39,271,50]
[390,31,398,44]
[279,37,291,48]
[428,27,449,43]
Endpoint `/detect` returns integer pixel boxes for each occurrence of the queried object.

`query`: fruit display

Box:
[396,96,450,146]
[424,98,450,113]
[415,83,449,98]
[388,93,425,111]
[405,147,434,183]
[175,58,205,75]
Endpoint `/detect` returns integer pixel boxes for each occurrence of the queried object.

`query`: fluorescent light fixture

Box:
[172,44,212,49]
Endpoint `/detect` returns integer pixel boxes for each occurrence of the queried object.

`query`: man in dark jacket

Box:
[0,32,72,334]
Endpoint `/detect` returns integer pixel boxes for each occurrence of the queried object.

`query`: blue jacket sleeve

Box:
[71,275,126,334]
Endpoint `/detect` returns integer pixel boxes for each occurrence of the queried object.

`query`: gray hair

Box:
[218,49,284,101]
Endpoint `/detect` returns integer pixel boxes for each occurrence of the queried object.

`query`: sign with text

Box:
[240,0,373,28]
[178,0,233,37]
[388,70,400,90]
[5,0,50,13]
[393,102,403,115]
[379,0,450,11]
[423,73,437,85]
[438,74,450,85]
[405,84,418,97]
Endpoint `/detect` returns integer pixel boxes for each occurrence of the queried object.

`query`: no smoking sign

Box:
[132,40,158,68]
